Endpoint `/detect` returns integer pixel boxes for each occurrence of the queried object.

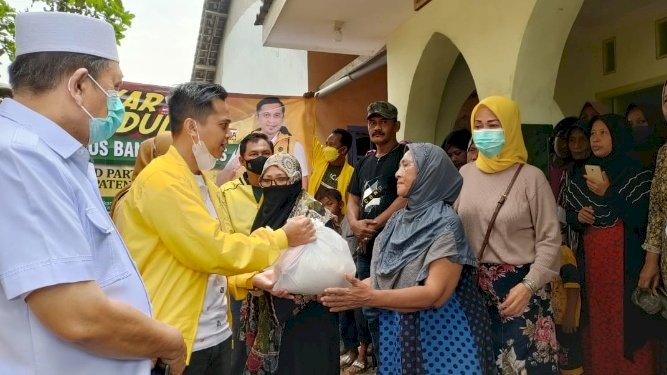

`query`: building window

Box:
[656,17,667,59]
[603,37,616,75]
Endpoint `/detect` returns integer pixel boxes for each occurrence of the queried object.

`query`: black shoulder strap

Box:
[478,164,524,261]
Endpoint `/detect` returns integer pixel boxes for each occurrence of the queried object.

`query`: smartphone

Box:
[585,164,603,183]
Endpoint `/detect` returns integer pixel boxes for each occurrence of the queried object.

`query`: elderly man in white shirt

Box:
[0,12,186,375]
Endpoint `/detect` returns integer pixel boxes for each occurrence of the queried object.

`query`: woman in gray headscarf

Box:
[322,143,496,374]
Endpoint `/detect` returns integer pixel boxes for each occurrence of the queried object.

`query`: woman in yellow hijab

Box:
[456,96,562,374]
[472,96,528,173]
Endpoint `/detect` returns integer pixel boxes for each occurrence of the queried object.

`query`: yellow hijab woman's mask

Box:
[470,96,527,173]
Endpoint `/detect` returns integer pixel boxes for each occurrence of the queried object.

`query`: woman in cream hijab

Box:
[456,96,561,374]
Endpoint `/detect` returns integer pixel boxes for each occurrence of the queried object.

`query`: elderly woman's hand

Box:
[321,274,374,312]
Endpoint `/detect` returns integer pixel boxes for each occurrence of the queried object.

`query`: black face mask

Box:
[252,181,302,231]
[246,156,268,175]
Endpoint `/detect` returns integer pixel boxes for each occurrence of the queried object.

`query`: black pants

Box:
[340,309,359,350]
[275,302,340,375]
[184,337,232,375]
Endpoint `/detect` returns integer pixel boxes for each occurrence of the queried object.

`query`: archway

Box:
[513,0,584,124]
[434,53,477,145]
[403,32,465,143]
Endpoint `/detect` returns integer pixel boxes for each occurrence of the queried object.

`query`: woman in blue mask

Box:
[456,96,561,374]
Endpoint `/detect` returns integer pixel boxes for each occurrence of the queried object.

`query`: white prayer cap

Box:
[15,12,119,62]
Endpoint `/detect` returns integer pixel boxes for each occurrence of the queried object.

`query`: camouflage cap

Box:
[367,101,398,120]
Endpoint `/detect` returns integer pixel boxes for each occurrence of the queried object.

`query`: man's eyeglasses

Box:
[259,176,291,188]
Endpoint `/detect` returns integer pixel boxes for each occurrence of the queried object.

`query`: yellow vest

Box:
[273,132,293,154]
[116,146,287,362]
[307,136,355,208]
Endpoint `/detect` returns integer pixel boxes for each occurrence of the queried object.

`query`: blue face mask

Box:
[77,74,126,144]
[473,129,506,157]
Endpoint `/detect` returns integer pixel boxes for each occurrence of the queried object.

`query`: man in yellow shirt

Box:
[117,82,315,375]
[308,128,355,210]
[219,132,272,240]
[218,132,273,374]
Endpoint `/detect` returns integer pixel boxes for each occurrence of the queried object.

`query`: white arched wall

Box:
[402,33,461,142]
[512,0,584,124]
[435,54,476,144]
[386,0,584,141]
[219,0,308,95]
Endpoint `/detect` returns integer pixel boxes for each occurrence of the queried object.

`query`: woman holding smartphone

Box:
[562,114,657,375]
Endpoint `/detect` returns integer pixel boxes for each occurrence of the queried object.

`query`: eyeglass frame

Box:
[259,176,291,188]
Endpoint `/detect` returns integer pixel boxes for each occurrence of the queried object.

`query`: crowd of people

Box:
[3,10,667,375]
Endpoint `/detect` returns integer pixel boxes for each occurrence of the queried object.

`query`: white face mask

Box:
[191,125,218,171]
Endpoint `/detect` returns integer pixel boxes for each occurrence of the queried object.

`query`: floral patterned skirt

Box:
[477,263,559,375]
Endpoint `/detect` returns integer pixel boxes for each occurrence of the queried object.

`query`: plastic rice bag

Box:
[272,219,356,295]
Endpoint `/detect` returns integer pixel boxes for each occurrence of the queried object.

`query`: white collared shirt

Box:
[0,99,151,375]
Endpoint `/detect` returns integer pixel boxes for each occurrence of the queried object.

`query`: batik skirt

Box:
[477,263,559,375]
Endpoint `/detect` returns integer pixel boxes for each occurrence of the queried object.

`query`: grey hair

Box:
[8,52,112,94]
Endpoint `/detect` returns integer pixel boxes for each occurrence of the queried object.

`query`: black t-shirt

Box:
[349,145,404,259]
[348,145,404,221]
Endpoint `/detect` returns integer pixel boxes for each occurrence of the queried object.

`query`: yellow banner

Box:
[91,82,316,211]
[94,165,135,198]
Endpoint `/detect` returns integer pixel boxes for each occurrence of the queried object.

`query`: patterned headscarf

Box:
[251,153,334,232]
[261,153,302,184]
[471,96,528,173]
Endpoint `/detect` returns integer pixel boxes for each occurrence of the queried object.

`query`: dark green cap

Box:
[367,101,398,120]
